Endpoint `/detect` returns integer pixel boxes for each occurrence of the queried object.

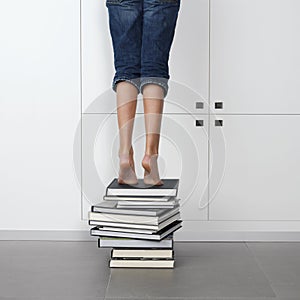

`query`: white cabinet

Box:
[0,0,82,229]
[208,0,300,224]
[82,0,209,114]
[210,0,300,114]
[209,115,300,220]
[82,113,208,221]
[2,0,300,238]
[82,0,300,228]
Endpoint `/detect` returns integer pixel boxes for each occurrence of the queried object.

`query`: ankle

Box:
[144,151,159,157]
[118,146,134,156]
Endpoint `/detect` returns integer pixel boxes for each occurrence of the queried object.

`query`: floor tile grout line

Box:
[244,242,279,299]
[104,268,112,299]
[104,297,279,300]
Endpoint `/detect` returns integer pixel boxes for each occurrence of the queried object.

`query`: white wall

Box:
[0,0,87,232]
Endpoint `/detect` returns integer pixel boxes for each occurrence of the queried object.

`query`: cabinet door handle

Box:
[195,119,204,126]
[215,101,223,109]
[195,101,204,109]
[215,119,223,126]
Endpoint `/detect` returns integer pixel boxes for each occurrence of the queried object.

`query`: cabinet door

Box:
[82,113,208,220]
[168,0,209,114]
[82,0,209,114]
[211,0,300,113]
[0,0,81,229]
[209,115,300,220]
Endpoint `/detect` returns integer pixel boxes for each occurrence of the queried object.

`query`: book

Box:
[99,213,181,234]
[116,198,180,208]
[98,234,174,248]
[103,195,174,202]
[109,258,175,268]
[90,219,182,241]
[88,212,181,231]
[91,200,180,216]
[88,206,180,225]
[100,226,157,234]
[115,205,177,209]
[111,248,173,258]
[106,178,179,196]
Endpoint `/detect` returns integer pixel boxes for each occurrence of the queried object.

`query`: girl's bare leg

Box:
[142,84,164,185]
[116,81,138,185]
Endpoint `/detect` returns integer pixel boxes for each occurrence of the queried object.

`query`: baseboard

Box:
[1,229,300,241]
[175,230,300,242]
[0,230,92,241]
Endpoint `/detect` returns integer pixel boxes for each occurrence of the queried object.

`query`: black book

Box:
[106,178,179,197]
[90,219,182,241]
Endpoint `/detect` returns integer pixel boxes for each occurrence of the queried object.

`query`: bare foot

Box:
[142,153,164,186]
[118,148,138,185]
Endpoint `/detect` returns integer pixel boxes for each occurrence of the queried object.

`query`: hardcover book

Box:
[109,258,175,268]
[90,219,182,241]
[103,195,174,202]
[91,200,180,216]
[98,234,174,248]
[89,212,181,231]
[116,198,180,208]
[88,206,180,225]
[106,178,179,196]
[111,248,174,258]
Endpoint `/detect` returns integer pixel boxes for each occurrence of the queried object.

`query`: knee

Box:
[140,77,169,98]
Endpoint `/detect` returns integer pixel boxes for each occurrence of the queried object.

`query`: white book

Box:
[101,226,156,234]
[103,195,174,202]
[116,198,180,207]
[92,200,179,216]
[88,206,180,225]
[109,259,175,268]
[88,212,181,231]
[98,234,173,248]
[111,248,173,258]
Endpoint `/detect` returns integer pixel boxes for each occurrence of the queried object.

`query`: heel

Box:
[142,153,163,186]
[118,153,138,185]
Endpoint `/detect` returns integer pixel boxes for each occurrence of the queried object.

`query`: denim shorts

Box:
[106,0,181,97]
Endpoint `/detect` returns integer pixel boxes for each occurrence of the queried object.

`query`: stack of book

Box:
[88,178,182,268]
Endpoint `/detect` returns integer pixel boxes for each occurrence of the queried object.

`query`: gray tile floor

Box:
[0,241,299,300]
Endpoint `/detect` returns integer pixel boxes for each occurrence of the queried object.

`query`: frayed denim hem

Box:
[140,77,169,98]
[112,77,140,94]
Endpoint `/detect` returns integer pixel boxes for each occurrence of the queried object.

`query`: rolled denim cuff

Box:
[140,76,169,98]
[112,77,141,93]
